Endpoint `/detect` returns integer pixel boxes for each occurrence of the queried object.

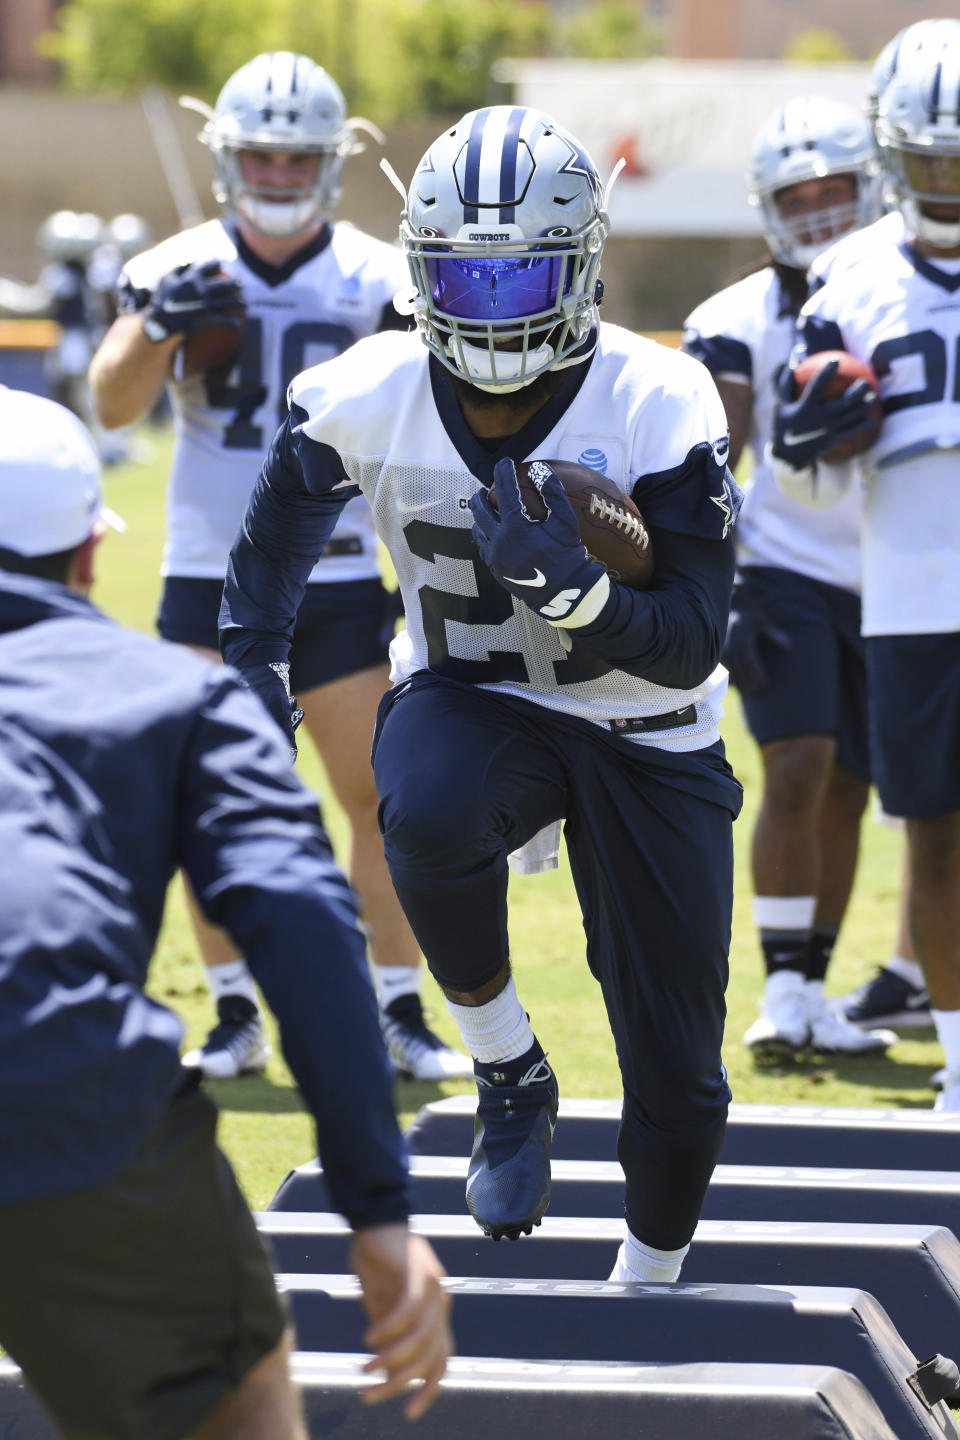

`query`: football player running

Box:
[89,53,471,1083]
[769,34,960,1110]
[683,98,900,1061]
[221,107,743,1275]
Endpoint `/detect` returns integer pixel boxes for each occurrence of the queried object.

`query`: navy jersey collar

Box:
[429,343,594,486]
[228,219,333,288]
[899,242,960,294]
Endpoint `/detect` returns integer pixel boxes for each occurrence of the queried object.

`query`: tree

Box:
[41,0,555,120]
[554,2,665,61]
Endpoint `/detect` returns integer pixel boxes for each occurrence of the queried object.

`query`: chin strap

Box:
[455,339,557,394]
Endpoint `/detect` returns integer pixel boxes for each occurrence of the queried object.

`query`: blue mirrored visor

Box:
[422,253,570,321]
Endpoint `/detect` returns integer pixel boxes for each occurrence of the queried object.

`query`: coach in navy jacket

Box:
[0,389,448,1440]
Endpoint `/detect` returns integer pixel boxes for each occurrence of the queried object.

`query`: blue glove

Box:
[142,259,244,344]
[243,662,305,765]
[722,587,792,696]
[469,458,610,628]
[772,360,878,470]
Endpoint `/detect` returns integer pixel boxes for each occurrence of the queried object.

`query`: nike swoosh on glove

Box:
[242,662,305,766]
[142,259,244,344]
[772,359,878,471]
[469,457,611,628]
[722,588,793,696]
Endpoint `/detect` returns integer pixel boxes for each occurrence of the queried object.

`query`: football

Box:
[489,458,654,589]
[180,306,247,377]
[791,349,883,462]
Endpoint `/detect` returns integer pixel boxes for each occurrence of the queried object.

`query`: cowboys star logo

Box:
[709,476,736,539]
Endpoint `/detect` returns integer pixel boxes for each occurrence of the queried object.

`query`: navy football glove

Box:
[772,360,878,470]
[142,259,244,344]
[722,587,792,696]
[243,662,305,766]
[469,458,610,629]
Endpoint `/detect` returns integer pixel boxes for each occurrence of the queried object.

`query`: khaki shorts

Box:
[0,1080,286,1440]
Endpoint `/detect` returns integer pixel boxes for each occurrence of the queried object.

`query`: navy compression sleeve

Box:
[567,526,735,689]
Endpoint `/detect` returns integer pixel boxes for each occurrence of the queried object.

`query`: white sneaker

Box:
[806,983,897,1055]
[934,1072,960,1112]
[381,994,474,1081]
[182,997,270,1079]
[743,970,809,1057]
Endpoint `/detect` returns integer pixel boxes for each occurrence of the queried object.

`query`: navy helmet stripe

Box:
[930,61,943,122]
[462,108,490,223]
[499,107,526,223]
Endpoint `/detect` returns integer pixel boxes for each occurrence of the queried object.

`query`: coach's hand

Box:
[771,360,877,471]
[243,662,304,765]
[469,457,610,629]
[142,259,244,345]
[351,1224,452,1420]
[722,586,792,695]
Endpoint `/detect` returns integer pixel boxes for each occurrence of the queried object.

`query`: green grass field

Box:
[98,427,943,1212]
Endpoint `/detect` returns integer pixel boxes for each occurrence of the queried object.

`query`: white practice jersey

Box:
[122,218,409,581]
[810,210,904,287]
[797,225,960,636]
[684,267,862,594]
[287,323,737,751]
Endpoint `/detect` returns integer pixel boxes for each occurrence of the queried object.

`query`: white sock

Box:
[886,955,926,989]
[608,1228,690,1283]
[752,895,817,930]
[932,1009,960,1076]
[445,976,535,1064]
[371,963,421,1011]
[205,961,260,1010]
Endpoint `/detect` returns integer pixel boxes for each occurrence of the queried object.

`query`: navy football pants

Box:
[373,674,740,1250]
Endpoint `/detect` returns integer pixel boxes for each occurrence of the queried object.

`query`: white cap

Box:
[0,388,125,557]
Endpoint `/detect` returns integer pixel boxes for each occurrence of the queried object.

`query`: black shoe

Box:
[381,993,473,1080]
[466,1050,559,1241]
[838,966,931,1029]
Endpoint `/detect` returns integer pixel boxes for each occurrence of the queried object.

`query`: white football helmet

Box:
[398,106,610,392]
[746,97,882,270]
[37,211,104,264]
[867,19,960,131]
[185,52,365,238]
[876,35,960,249]
[106,214,153,262]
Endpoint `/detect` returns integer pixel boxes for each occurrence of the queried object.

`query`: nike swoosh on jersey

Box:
[782,428,827,446]
[501,569,547,587]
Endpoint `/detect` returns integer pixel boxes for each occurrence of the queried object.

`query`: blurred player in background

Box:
[90,52,471,1082]
[769,33,960,1109]
[0,388,450,1438]
[818,17,960,1035]
[221,106,743,1280]
[682,98,898,1060]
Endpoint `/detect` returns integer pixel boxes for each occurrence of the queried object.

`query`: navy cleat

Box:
[466,1047,559,1241]
[836,966,931,1029]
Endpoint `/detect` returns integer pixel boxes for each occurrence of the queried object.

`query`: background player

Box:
[89,52,471,1082]
[221,106,742,1282]
[816,17,960,1036]
[0,388,450,1438]
[770,34,960,1110]
[683,97,896,1060]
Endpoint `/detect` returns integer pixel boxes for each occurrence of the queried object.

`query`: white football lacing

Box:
[588,492,649,549]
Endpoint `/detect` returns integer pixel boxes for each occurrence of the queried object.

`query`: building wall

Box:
[0,0,58,82]
[0,92,761,333]
[668,0,960,59]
